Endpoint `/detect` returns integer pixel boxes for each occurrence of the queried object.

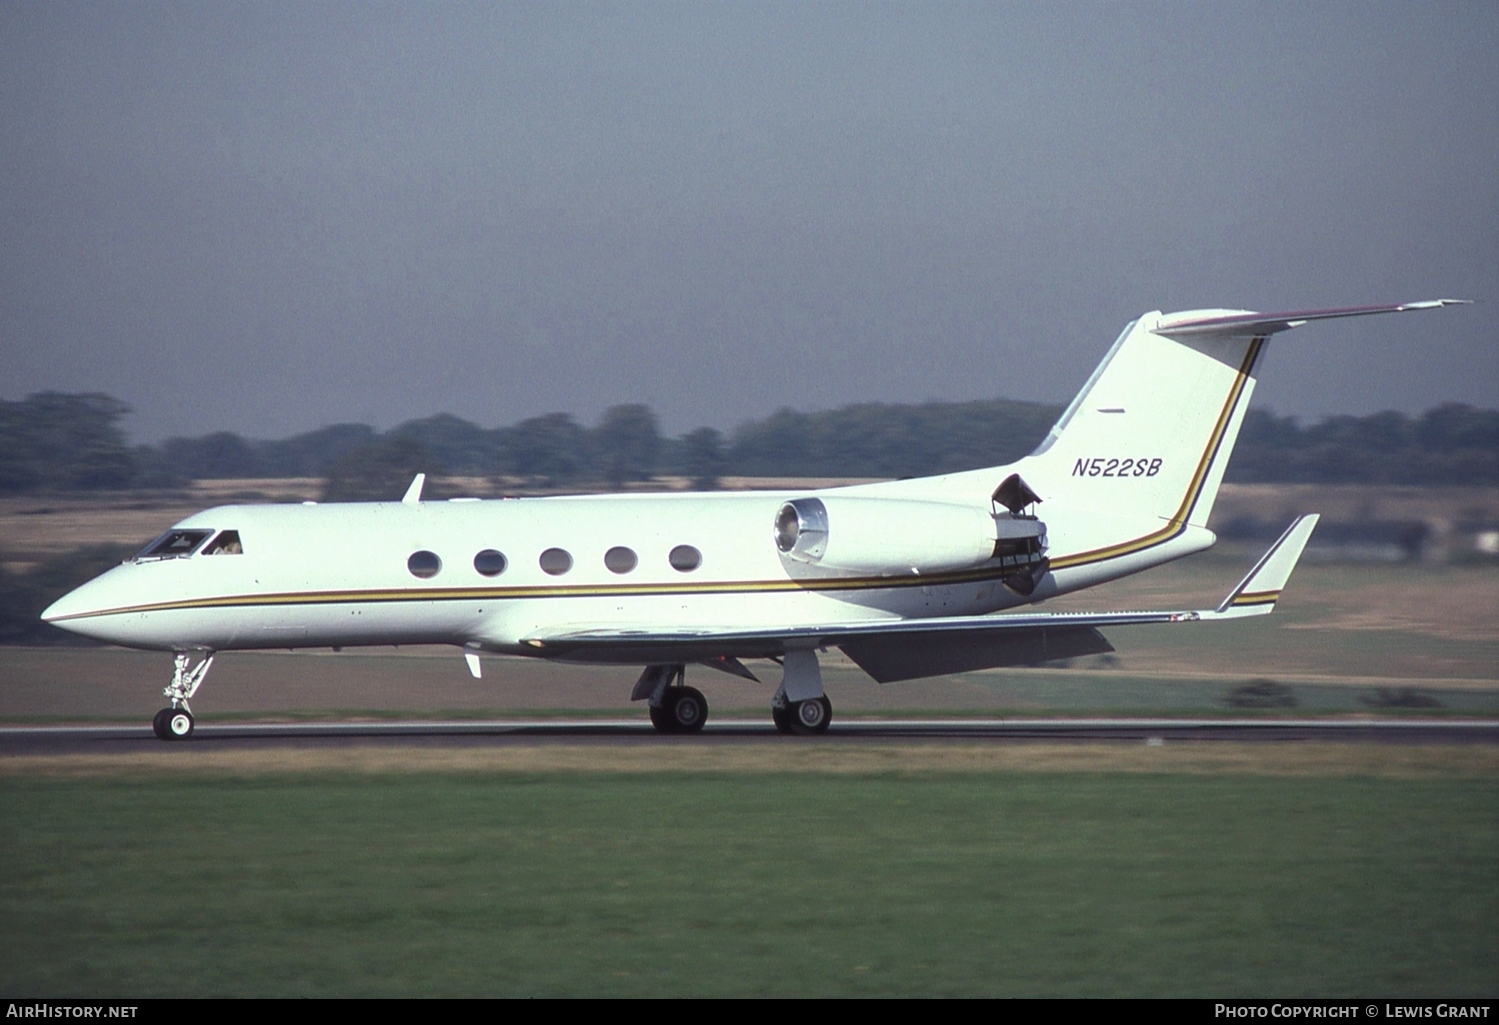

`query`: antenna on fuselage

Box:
[401,473,426,505]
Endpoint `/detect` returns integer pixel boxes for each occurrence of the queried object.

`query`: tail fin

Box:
[1029,310,1267,533]
[1026,300,1468,535]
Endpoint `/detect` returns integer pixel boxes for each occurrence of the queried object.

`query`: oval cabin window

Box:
[604,546,637,574]
[473,549,507,577]
[669,545,702,572]
[407,551,442,579]
[539,548,573,576]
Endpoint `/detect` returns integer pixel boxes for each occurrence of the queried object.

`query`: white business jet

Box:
[43,300,1469,739]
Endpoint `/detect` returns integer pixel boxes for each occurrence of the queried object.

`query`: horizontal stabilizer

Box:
[1155,300,1470,340]
[1214,515,1320,615]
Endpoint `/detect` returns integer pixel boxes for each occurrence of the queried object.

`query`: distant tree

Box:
[506,413,588,485]
[0,392,136,493]
[728,407,815,476]
[388,414,498,475]
[592,404,660,486]
[159,432,260,480]
[1225,404,1498,487]
[256,424,379,477]
[682,427,727,490]
[725,399,1060,478]
[321,437,435,501]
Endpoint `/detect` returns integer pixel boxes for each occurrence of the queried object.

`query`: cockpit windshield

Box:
[202,530,243,555]
[135,529,214,560]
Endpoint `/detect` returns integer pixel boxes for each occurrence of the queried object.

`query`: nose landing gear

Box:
[151,651,214,741]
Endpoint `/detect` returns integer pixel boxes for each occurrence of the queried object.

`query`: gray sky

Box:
[2,2,1495,442]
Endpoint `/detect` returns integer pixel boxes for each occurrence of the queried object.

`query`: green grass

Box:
[3,772,1496,996]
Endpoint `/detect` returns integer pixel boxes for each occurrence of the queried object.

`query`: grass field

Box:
[3,761,1495,997]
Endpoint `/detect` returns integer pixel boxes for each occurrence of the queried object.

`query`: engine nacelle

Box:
[774,496,1032,575]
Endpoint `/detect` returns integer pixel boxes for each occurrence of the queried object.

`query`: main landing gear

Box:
[771,688,832,735]
[634,664,708,734]
[632,650,835,736]
[151,650,215,741]
[771,648,833,735]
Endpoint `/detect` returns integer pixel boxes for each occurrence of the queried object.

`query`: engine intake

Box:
[775,498,829,562]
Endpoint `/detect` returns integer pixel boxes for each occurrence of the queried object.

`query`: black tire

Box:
[788,696,832,735]
[668,687,707,734]
[151,708,171,740]
[649,703,675,733]
[166,708,195,740]
[771,702,793,733]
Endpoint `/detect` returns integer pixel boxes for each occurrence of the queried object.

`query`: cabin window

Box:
[669,545,702,572]
[136,529,213,560]
[473,549,507,577]
[407,550,442,579]
[202,530,243,555]
[539,548,573,576]
[604,546,637,574]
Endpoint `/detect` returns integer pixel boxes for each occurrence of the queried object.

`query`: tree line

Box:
[2,391,1495,498]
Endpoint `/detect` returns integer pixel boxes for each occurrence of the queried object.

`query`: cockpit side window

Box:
[135,529,214,560]
[202,530,243,555]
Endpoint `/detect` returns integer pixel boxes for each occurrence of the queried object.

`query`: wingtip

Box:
[1215,514,1320,614]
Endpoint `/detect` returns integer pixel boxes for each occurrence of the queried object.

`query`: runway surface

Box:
[3,717,1497,755]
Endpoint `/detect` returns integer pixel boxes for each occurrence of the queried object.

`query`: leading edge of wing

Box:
[523,606,1216,651]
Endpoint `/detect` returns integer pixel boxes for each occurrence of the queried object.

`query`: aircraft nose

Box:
[41,582,97,623]
[40,571,124,627]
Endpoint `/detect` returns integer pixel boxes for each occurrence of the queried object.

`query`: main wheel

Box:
[151,708,171,740]
[771,702,793,733]
[666,687,708,734]
[788,696,832,735]
[649,703,674,732]
[165,708,195,740]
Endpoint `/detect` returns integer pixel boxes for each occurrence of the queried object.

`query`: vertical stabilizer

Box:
[1030,311,1267,534]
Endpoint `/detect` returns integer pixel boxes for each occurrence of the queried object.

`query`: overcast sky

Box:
[2,2,1495,443]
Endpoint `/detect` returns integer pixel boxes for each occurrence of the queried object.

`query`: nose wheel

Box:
[152,707,195,740]
[150,651,214,741]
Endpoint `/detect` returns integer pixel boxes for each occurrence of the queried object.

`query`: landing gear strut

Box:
[635,664,709,734]
[151,650,214,741]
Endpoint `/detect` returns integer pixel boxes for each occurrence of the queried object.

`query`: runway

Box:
[3,717,1497,755]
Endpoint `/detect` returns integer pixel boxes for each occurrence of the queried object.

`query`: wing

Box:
[520,516,1319,680]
